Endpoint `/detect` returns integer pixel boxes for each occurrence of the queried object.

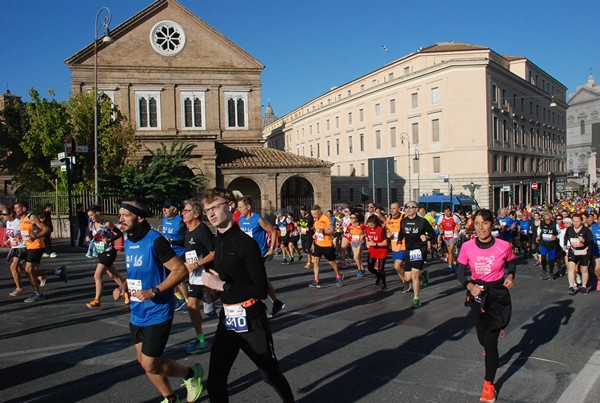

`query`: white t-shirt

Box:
[5,218,25,248]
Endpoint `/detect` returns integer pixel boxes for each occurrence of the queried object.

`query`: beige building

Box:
[566,74,600,194]
[264,42,567,210]
[65,0,331,214]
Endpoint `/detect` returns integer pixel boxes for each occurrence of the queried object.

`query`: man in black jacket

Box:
[201,187,294,403]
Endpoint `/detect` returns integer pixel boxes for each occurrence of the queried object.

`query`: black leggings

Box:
[207,308,294,403]
[367,256,387,285]
[471,302,501,382]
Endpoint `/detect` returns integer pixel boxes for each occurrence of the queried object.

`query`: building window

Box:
[375,130,382,149]
[493,155,499,172]
[502,89,507,107]
[513,121,518,144]
[411,92,418,108]
[390,99,396,114]
[337,187,341,200]
[514,157,519,172]
[503,156,509,172]
[389,73,394,81]
[136,90,161,129]
[433,156,441,173]
[317,122,320,133]
[327,119,330,130]
[349,188,354,201]
[335,116,339,128]
[225,91,248,129]
[360,133,365,151]
[317,143,320,157]
[349,136,353,153]
[412,122,419,144]
[581,120,585,134]
[327,141,330,157]
[390,127,397,147]
[150,20,186,56]
[350,163,355,176]
[348,112,352,125]
[336,139,340,155]
[181,92,205,129]
[360,163,365,176]
[375,103,381,117]
[503,119,508,142]
[432,119,440,142]
[359,109,364,122]
[431,87,440,104]
[404,66,410,75]
[492,84,497,103]
[493,116,499,141]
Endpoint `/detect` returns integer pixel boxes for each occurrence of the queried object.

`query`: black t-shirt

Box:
[184,223,215,271]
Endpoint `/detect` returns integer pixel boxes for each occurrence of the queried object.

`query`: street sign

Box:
[50,160,64,167]
[501,185,510,192]
[75,145,88,153]
[58,151,67,161]
[531,183,538,190]
[65,136,76,155]
[557,184,564,191]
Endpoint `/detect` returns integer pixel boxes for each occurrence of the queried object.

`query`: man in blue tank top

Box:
[161,200,189,313]
[237,196,285,318]
[113,197,203,403]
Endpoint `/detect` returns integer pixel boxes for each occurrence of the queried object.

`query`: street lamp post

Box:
[533,157,550,206]
[94,7,113,205]
[400,132,411,202]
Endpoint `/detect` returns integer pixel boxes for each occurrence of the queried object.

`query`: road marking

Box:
[557,350,600,403]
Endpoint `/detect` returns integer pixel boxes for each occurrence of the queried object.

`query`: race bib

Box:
[224,304,248,333]
[444,230,454,239]
[409,249,423,262]
[280,229,287,236]
[186,250,204,285]
[392,232,399,240]
[301,227,307,235]
[542,233,553,241]
[21,233,30,241]
[569,237,583,248]
[352,234,360,242]
[521,230,528,234]
[127,279,142,302]
[315,232,324,241]
[95,241,106,253]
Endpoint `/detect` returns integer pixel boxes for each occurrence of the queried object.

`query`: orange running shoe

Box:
[480,380,496,403]
[304,262,312,269]
[86,299,101,308]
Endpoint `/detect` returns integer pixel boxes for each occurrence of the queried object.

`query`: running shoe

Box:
[357,269,364,278]
[412,297,421,309]
[180,303,189,313]
[445,266,456,274]
[9,288,25,297]
[185,340,210,354]
[42,253,50,258]
[421,270,429,288]
[380,281,387,290]
[49,252,57,258]
[86,253,93,258]
[375,273,382,286]
[24,293,44,303]
[304,262,312,269]
[297,254,303,262]
[289,257,294,263]
[533,260,541,266]
[580,286,589,295]
[335,275,344,287]
[204,310,219,320]
[160,396,181,403]
[568,286,578,296]
[175,299,187,311]
[124,292,130,305]
[181,363,203,402]
[269,299,285,318]
[281,257,288,265]
[401,282,412,294]
[308,280,321,288]
[38,276,46,287]
[541,271,550,280]
[480,380,496,403]
[338,262,346,269]
[575,273,582,286]
[57,266,68,283]
[87,299,101,308]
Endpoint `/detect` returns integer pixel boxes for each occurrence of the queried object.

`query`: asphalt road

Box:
[1,240,599,402]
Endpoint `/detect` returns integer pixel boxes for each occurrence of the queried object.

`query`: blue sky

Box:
[1,0,598,117]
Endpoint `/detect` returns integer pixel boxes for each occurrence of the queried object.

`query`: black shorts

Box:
[568,252,591,267]
[288,235,300,247]
[129,318,173,358]
[301,234,314,254]
[98,249,117,267]
[26,248,44,264]
[404,248,427,271]
[7,248,26,262]
[313,244,336,262]
[281,234,290,245]
[187,283,203,299]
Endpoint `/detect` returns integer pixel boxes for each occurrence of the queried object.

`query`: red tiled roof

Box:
[216,144,332,169]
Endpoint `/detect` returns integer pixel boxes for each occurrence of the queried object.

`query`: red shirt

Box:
[365,225,387,259]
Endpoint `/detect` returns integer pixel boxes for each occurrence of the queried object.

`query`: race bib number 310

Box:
[224,304,248,333]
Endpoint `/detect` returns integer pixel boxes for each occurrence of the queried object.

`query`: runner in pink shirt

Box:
[456,209,516,403]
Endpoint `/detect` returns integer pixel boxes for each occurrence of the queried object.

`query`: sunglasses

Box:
[404,205,417,209]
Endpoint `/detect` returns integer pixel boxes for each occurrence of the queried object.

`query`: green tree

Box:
[101,139,206,208]
[0,99,30,185]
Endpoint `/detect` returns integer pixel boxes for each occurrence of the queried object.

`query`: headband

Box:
[120,202,149,218]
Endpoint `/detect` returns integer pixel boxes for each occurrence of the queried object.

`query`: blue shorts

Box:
[539,245,557,260]
[392,250,406,262]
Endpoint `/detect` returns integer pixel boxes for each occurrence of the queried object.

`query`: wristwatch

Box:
[151,287,161,298]
[222,282,232,293]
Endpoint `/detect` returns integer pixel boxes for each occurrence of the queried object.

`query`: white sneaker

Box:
[49,252,57,258]
[42,253,50,258]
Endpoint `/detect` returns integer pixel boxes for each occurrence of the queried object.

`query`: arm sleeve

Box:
[507,259,517,278]
[154,236,177,264]
[111,225,123,241]
[456,262,469,287]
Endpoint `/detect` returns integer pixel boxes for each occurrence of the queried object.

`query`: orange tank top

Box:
[20,214,45,250]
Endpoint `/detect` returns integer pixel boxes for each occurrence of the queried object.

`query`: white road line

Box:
[557,350,600,403]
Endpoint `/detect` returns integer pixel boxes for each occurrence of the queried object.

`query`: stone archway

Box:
[228,177,262,212]
[281,176,314,215]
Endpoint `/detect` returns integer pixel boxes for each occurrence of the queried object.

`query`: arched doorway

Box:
[228,177,261,212]
[281,176,314,215]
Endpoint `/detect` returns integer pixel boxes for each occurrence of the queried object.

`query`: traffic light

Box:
[70,163,83,183]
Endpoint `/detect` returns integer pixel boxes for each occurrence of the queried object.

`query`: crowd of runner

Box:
[4,194,600,402]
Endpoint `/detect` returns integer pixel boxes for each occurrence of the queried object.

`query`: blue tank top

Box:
[162,215,185,256]
[518,220,531,234]
[591,223,600,253]
[126,228,175,326]
[238,212,268,257]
